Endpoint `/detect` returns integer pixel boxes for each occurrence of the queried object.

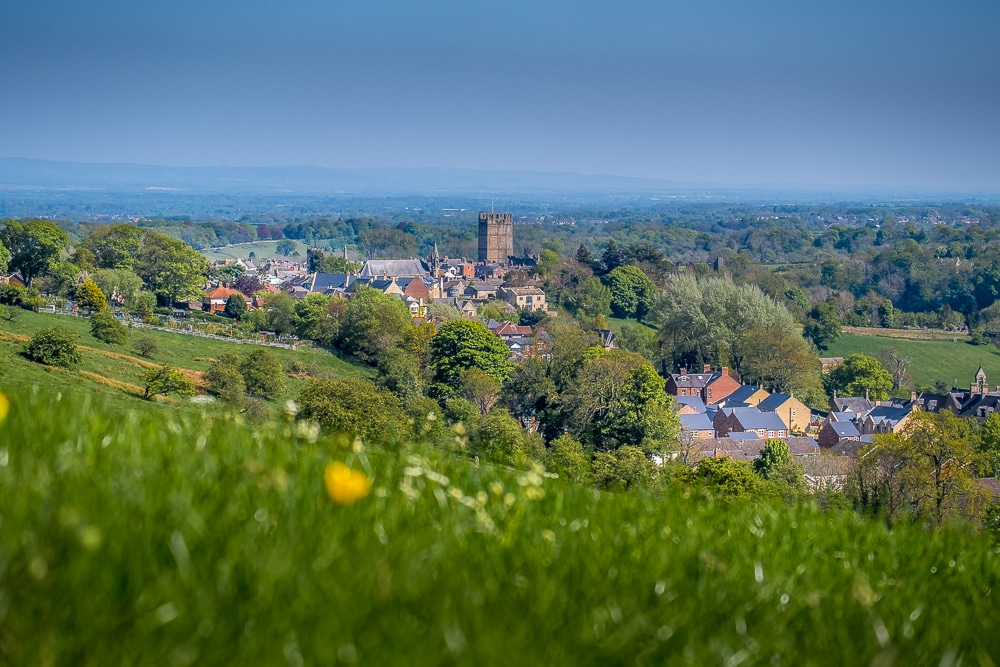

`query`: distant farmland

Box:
[823,333,1000,389]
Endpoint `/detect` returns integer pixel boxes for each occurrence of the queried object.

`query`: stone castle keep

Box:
[477,212,513,264]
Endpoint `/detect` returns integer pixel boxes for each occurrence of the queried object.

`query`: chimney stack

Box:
[680,367,687,375]
[722,367,729,377]
[704,364,712,373]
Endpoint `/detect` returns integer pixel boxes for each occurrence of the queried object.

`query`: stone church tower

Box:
[477,213,513,264]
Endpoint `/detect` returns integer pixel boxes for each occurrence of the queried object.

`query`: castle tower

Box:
[478,213,513,264]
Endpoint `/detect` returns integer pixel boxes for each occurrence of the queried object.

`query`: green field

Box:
[200,239,312,262]
[0,309,372,414]
[823,333,1000,390]
[2,384,999,664]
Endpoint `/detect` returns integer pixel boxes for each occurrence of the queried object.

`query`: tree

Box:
[309,249,362,274]
[474,410,527,466]
[400,322,437,373]
[604,264,657,320]
[544,435,592,484]
[92,269,143,309]
[803,297,842,351]
[980,411,1000,477]
[591,363,680,454]
[592,446,659,492]
[133,336,159,359]
[376,349,423,401]
[338,287,412,364]
[211,262,245,284]
[825,354,893,401]
[297,377,404,442]
[0,238,7,275]
[206,353,247,407]
[535,249,560,277]
[276,239,296,256]
[75,279,108,312]
[575,244,594,266]
[258,293,296,336]
[853,412,988,524]
[741,322,819,393]
[90,310,129,345]
[293,293,347,345]
[238,348,286,398]
[136,231,209,306]
[458,367,502,414]
[0,219,70,286]
[429,319,514,396]
[81,224,144,271]
[142,364,196,400]
[233,274,264,298]
[685,456,761,499]
[753,439,805,495]
[130,291,157,321]
[224,293,247,320]
[22,326,81,367]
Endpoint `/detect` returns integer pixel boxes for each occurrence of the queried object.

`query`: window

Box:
[768,431,774,438]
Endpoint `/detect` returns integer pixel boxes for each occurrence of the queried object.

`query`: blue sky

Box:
[2,0,998,190]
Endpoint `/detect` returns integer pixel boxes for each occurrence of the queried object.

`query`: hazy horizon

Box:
[2,0,999,192]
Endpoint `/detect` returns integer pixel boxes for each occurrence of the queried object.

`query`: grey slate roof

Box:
[679,413,715,432]
[725,385,767,405]
[832,397,873,414]
[757,393,793,412]
[728,432,760,441]
[359,259,429,278]
[674,395,707,413]
[829,421,861,438]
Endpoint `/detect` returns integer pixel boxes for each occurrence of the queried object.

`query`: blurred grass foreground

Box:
[1,385,999,666]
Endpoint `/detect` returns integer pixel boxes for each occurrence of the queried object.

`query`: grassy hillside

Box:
[200,239,312,262]
[1,385,998,664]
[0,309,372,414]
[823,333,1000,390]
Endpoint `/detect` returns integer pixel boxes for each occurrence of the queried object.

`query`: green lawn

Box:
[823,333,1000,390]
[2,384,999,664]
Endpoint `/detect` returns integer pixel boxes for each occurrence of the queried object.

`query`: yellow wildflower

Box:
[0,393,8,423]
[324,462,372,505]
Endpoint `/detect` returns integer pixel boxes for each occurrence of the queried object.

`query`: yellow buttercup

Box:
[324,462,372,505]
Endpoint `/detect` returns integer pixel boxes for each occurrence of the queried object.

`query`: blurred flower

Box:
[0,393,8,423]
[324,462,372,505]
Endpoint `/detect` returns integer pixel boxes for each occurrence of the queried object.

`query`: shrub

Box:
[133,336,159,358]
[206,353,247,407]
[297,377,404,442]
[239,348,286,398]
[75,279,108,313]
[22,326,81,368]
[141,364,196,400]
[90,310,129,345]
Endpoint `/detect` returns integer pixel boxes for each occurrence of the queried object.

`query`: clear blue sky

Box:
[2,0,998,190]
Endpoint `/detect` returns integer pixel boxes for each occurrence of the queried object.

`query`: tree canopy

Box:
[0,219,70,286]
[429,319,514,395]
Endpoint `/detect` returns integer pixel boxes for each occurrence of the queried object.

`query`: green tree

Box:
[297,377,404,442]
[22,326,81,367]
[239,348,286,398]
[825,354,893,401]
[803,296,843,351]
[544,434,592,484]
[276,239,296,256]
[81,224,144,271]
[685,456,762,499]
[0,238,7,275]
[258,292,297,336]
[90,310,129,345]
[136,231,209,306]
[130,291,157,321]
[133,335,159,359]
[535,248,560,277]
[753,439,805,496]
[0,219,70,286]
[980,411,1000,477]
[142,364,196,400]
[458,367,503,414]
[430,319,514,396]
[605,264,657,320]
[75,279,108,312]
[339,287,413,364]
[376,348,423,401]
[592,446,659,492]
[474,409,527,466]
[591,363,680,454]
[92,269,143,309]
[224,293,247,320]
[293,293,347,345]
[206,353,247,407]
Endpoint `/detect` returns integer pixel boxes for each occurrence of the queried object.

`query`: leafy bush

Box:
[206,353,247,407]
[297,377,404,442]
[90,310,129,345]
[21,326,82,367]
[239,348,286,397]
[141,364,196,400]
[133,336,159,358]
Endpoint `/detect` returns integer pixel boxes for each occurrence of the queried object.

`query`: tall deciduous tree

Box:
[75,279,108,312]
[136,231,209,306]
[81,224,144,271]
[0,219,70,286]
[297,377,404,442]
[604,264,657,321]
[429,319,513,396]
[339,287,412,364]
[824,354,893,401]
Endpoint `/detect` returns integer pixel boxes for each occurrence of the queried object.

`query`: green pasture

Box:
[823,333,1000,390]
